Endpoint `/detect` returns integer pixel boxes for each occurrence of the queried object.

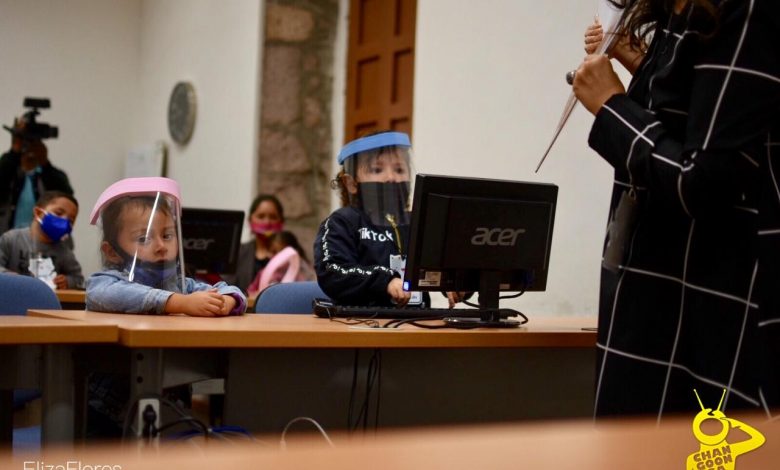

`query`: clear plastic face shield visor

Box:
[90,177,186,291]
[338,132,415,228]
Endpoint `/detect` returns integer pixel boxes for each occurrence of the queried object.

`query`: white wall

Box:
[415,0,618,315]
[134,0,262,215]
[0,0,142,276]
[0,0,263,275]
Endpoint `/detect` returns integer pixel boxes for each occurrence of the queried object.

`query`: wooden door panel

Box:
[345,0,416,142]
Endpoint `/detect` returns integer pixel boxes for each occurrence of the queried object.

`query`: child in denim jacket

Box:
[86,177,245,315]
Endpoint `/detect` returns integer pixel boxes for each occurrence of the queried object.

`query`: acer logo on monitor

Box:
[470,227,526,247]
[183,237,216,251]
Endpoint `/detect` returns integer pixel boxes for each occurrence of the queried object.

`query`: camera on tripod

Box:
[2,97,59,141]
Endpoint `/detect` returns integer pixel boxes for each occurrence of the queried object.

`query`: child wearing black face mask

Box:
[0,190,84,289]
[315,131,454,308]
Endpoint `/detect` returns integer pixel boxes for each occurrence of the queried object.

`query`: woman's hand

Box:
[387,278,411,306]
[583,19,645,74]
[584,19,604,55]
[573,54,626,115]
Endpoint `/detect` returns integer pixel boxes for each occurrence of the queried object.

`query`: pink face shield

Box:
[91,177,186,291]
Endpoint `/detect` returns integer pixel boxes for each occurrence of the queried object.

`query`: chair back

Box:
[0,273,62,412]
[0,273,61,315]
[253,281,328,314]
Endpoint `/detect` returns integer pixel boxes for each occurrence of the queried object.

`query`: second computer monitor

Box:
[180,207,245,276]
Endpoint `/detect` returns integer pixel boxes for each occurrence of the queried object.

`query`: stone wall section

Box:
[258,0,339,260]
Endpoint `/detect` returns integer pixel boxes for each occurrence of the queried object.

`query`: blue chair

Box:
[0,273,61,450]
[0,273,61,315]
[253,281,329,314]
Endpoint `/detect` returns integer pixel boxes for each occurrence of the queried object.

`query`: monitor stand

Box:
[442,271,523,328]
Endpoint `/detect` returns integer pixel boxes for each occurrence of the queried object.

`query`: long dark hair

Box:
[609,0,721,52]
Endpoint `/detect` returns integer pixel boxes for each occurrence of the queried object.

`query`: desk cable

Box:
[280,417,334,450]
[348,348,383,433]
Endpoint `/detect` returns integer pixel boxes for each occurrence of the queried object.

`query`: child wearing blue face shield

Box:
[0,190,84,289]
[86,177,246,316]
[314,131,466,308]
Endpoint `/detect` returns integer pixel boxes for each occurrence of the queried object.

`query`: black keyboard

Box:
[312,298,518,320]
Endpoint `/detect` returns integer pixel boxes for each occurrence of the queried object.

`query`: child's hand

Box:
[166,290,230,317]
[53,274,68,290]
[387,278,411,306]
[221,294,237,315]
[445,291,468,308]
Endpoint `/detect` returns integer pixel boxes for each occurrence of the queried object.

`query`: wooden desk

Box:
[0,316,117,448]
[27,310,595,348]
[0,315,115,344]
[55,289,86,310]
[27,310,597,434]
[1,415,776,469]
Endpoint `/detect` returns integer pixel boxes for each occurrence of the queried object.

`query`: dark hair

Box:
[36,190,78,208]
[331,169,351,207]
[270,230,310,263]
[249,194,284,222]
[99,196,173,267]
[608,0,720,52]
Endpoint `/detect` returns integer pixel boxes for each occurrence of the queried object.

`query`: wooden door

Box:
[344,0,416,141]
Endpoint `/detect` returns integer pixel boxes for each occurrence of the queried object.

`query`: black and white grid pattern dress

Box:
[588,0,779,420]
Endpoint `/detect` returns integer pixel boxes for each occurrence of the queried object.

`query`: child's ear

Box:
[32,206,45,220]
[342,174,358,195]
[101,241,123,264]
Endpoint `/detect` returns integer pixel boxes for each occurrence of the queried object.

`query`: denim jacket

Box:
[86,269,246,315]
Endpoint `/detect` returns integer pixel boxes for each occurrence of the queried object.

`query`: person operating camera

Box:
[0,101,74,233]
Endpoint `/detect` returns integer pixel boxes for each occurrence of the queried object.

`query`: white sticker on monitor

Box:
[419,270,442,287]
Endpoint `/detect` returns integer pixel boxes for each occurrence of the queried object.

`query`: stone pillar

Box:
[258,0,339,259]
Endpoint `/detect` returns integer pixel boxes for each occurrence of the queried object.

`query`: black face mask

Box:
[355,181,411,227]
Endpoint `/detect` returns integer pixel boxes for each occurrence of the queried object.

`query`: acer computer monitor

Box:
[404,174,558,327]
[181,208,245,276]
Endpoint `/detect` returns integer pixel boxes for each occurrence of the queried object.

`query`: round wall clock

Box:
[167,81,197,145]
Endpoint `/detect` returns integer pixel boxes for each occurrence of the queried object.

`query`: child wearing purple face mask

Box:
[0,190,84,289]
[229,194,286,295]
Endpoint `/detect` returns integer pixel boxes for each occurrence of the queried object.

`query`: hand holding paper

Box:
[535,2,626,173]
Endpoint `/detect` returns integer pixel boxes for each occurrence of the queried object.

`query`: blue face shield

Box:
[39,212,72,242]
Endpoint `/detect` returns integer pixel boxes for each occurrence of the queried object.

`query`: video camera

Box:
[2,97,59,141]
